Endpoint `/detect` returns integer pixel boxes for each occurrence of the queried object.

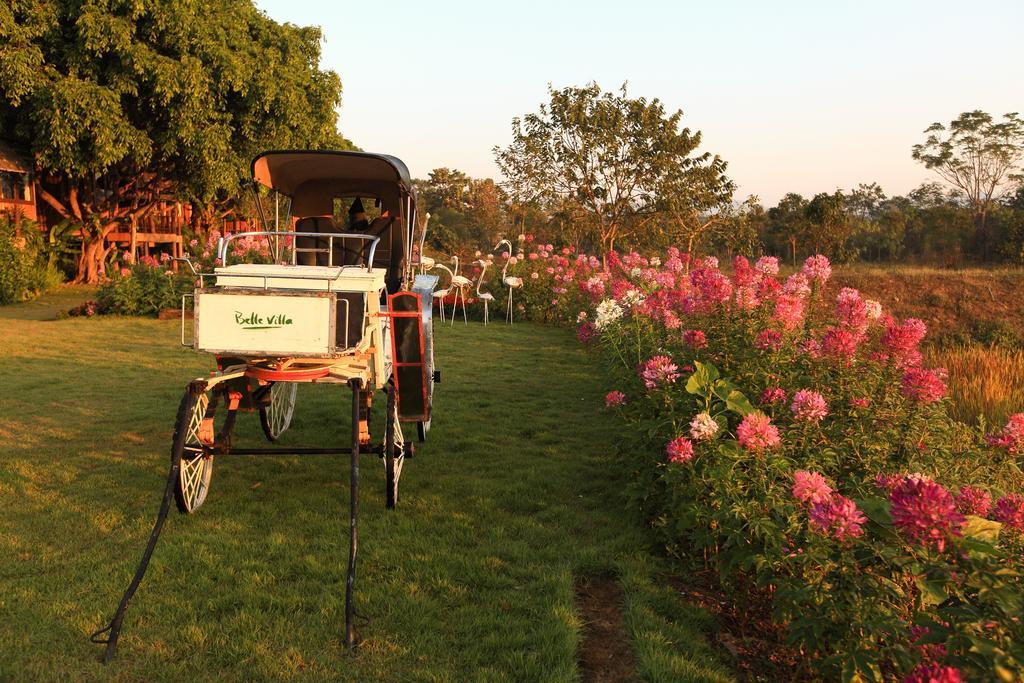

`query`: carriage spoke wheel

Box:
[259,381,297,442]
[173,390,221,514]
[385,386,404,509]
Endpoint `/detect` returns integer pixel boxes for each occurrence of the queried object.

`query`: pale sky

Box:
[255,0,1023,205]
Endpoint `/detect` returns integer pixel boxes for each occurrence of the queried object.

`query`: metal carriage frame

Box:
[92,151,438,662]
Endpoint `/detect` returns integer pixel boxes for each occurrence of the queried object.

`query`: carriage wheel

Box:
[259,381,297,442]
[173,390,218,514]
[385,386,404,509]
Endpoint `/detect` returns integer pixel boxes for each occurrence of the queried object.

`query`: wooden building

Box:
[0,142,37,224]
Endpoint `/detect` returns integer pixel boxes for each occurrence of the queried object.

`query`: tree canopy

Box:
[494,83,733,256]
[0,0,352,280]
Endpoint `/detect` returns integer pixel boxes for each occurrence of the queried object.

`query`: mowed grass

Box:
[0,288,732,682]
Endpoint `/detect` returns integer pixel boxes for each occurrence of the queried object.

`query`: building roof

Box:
[0,141,31,173]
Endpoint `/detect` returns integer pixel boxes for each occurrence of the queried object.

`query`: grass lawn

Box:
[0,288,732,682]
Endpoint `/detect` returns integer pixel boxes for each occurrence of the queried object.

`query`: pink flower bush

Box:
[754,255,779,276]
[882,318,928,366]
[902,663,963,683]
[809,495,867,541]
[901,368,948,404]
[737,413,781,451]
[790,389,828,422]
[605,391,626,409]
[835,287,869,333]
[792,470,833,505]
[954,485,992,517]
[889,477,966,552]
[993,494,1024,530]
[821,327,861,360]
[640,355,680,390]
[760,386,786,404]
[666,436,694,464]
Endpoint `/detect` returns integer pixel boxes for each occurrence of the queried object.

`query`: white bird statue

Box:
[449,255,472,325]
[430,262,454,323]
[494,239,524,324]
[415,213,435,273]
[474,259,495,325]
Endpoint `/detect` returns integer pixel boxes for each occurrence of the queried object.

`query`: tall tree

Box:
[494,83,732,257]
[912,110,1024,258]
[0,0,350,281]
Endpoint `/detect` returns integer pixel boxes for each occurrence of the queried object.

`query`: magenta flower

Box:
[889,477,966,552]
[801,254,832,284]
[954,485,992,517]
[605,391,626,409]
[821,326,861,360]
[835,287,868,333]
[792,470,833,505]
[849,397,871,409]
[639,355,680,390]
[902,662,963,683]
[901,368,948,403]
[790,389,829,422]
[736,413,781,451]
[754,329,783,351]
[993,494,1024,530]
[809,494,866,541]
[666,436,694,464]
[754,255,779,276]
[682,329,708,350]
[577,321,597,345]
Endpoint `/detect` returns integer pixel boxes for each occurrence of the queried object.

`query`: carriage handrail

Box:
[217,231,381,271]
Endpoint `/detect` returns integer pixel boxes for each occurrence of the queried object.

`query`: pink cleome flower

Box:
[682,329,708,350]
[791,389,829,422]
[902,662,963,683]
[954,485,992,517]
[889,477,966,552]
[901,368,948,404]
[754,255,779,276]
[754,329,783,351]
[689,412,719,441]
[849,397,871,409]
[835,287,868,333]
[666,436,694,464]
[988,413,1024,453]
[773,294,806,331]
[577,321,597,345]
[801,254,832,284]
[604,391,626,409]
[640,355,680,390]
[760,386,787,404]
[882,318,928,366]
[809,495,866,541]
[792,470,833,505]
[993,494,1024,530]
[821,326,861,360]
[737,413,781,451]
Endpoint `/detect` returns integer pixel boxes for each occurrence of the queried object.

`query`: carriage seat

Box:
[294,216,353,267]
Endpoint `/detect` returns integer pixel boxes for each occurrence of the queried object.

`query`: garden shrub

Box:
[473,239,1023,680]
[96,254,191,316]
[0,217,62,304]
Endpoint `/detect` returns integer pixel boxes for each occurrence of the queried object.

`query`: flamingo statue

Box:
[416,213,435,274]
[473,259,495,325]
[430,261,454,323]
[494,239,524,324]
[448,255,471,325]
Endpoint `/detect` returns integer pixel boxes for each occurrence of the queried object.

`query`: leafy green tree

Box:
[912,110,1024,259]
[0,0,350,281]
[805,191,854,261]
[766,193,810,265]
[494,82,732,257]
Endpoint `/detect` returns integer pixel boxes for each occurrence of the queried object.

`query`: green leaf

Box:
[857,497,892,526]
[724,390,755,416]
[916,576,948,606]
[961,515,1002,543]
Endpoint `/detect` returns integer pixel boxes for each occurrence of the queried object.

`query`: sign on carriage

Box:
[195,291,334,356]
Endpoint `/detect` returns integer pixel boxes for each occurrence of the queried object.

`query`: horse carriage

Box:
[92,150,439,661]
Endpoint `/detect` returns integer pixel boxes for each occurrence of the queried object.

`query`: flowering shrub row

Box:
[488,241,1023,680]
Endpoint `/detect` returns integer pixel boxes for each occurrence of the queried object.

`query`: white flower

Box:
[517,234,526,241]
[864,299,883,321]
[649,256,661,267]
[689,412,719,441]
[576,311,588,323]
[594,299,624,329]
[630,266,643,279]
[619,289,645,308]
[475,250,481,257]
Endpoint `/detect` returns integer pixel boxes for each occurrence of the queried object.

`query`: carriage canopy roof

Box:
[251,150,413,197]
